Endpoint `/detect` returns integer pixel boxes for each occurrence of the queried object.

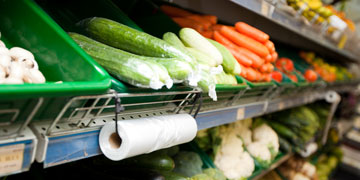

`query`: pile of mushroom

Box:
[0,40,45,84]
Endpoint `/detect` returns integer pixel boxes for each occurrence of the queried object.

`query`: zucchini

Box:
[208,39,241,75]
[106,168,165,180]
[186,47,217,67]
[163,32,187,51]
[215,71,237,85]
[278,137,292,153]
[179,28,223,66]
[78,17,196,67]
[69,32,168,89]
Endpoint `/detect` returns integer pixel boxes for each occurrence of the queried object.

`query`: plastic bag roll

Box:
[99,113,197,161]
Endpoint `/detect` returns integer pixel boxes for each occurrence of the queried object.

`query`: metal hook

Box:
[189,93,202,118]
[113,92,124,135]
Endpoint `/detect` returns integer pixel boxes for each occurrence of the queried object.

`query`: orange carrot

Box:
[160,5,193,17]
[264,73,272,82]
[259,64,269,73]
[172,17,203,32]
[200,30,214,39]
[202,15,217,25]
[239,64,247,77]
[264,40,275,53]
[220,26,270,57]
[214,31,264,68]
[267,63,274,73]
[186,15,212,30]
[244,67,257,81]
[264,54,272,63]
[237,47,264,68]
[214,31,237,48]
[255,70,263,82]
[235,22,269,43]
[271,52,278,63]
[212,25,235,32]
[226,46,253,67]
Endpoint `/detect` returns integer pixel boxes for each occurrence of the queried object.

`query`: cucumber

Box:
[78,17,195,67]
[69,33,173,89]
[163,32,187,51]
[179,28,223,66]
[186,47,217,67]
[215,71,237,84]
[208,39,241,75]
[278,137,292,153]
[107,168,165,180]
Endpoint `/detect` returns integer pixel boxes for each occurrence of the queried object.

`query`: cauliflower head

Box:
[252,123,279,153]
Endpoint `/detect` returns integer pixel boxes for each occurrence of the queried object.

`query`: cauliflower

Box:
[247,141,271,166]
[252,123,279,154]
[239,127,252,146]
[214,152,254,179]
[220,132,244,156]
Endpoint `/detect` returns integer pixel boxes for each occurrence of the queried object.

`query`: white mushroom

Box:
[9,47,34,62]
[0,41,6,48]
[0,47,9,55]
[19,57,38,69]
[3,77,23,84]
[23,69,45,83]
[8,62,25,79]
[0,55,11,69]
[0,66,6,80]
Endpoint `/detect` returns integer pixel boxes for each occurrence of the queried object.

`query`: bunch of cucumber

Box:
[72,17,202,90]
[72,17,241,100]
[266,106,320,152]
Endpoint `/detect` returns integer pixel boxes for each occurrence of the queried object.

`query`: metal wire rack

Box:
[0,98,43,139]
[31,90,201,137]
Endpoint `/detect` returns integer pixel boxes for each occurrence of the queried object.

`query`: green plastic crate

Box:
[0,0,111,99]
[0,0,113,127]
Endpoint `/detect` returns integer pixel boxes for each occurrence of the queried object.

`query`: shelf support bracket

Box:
[322,91,341,145]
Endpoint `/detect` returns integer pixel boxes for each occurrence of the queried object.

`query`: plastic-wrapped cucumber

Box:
[78,17,196,68]
[147,57,194,83]
[162,32,200,86]
[186,47,217,67]
[215,71,238,85]
[208,39,241,75]
[69,32,171,89]
[197,67,217,101]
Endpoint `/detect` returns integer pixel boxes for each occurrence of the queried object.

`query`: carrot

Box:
[239,64,247,77]
[226,46,253,67]
[264,40,275,53]
[202,15,217,25]
[237,47,264,68]
[235,22,269,43]
[267,63,274,72]
[186,15,212,30]
[259,64,268,73]
[199,30,214,39]
[214,31,237,47]
[160,5,193,17]
[255,70,263,82]
[212,25,235,32]
[264,54,272,63]
[172,17,203,32]
[220,26,270,57]
[264,73,272,82]
[271,52,278,63]
[244,67,257,82]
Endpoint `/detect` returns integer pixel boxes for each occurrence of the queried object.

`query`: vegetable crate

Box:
[0,0,112,138]
[232,76,277,105]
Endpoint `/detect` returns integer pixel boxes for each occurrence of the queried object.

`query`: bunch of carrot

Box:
[161,5,279,82]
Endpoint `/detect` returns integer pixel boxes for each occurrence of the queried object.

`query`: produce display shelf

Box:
[171,0,359,63]
[30,90,201,168]
[197,89,324,130]
[0,127,37,177]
